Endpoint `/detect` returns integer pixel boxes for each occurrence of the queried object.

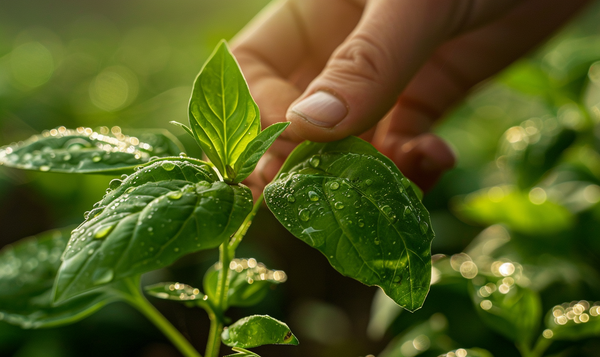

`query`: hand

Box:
[231,0,590,197]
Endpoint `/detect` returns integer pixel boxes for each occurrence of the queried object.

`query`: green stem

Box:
[228,193,264,253]
[205,311,224,357]
[123,278,201,357]
[531,335,553,357]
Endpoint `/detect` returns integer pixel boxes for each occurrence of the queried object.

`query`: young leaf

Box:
[144,282,204,302]
[471,276,541,344]
[222,315,299,348]
[544,301,600,340]
[203,258,286,308]
[169,121,195,139]
[452,185,574,235]
[0,127,184,174]
[232,122,290,184]
[53,159,253,303]
[188,40,260,181]
[224,347,261,357]
[264,136,434,312]
[0,227,117,329]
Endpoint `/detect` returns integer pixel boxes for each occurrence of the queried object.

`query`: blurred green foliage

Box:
[2,0,600,356]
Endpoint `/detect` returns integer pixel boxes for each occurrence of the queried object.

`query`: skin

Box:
[230,0,591,197]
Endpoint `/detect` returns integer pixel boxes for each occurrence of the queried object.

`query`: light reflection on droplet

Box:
[499,262,515,276]
[543,329,554,339]
[529,187,547,205]
[480,300,493,310]
[459,261,478,279]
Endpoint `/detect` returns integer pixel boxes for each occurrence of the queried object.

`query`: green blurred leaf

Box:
[188,40,260,182]
[498,117,577,189]
[368,288,403,340]
[452,185,574,235]
[222,315,299,349]
[264,136,434,311]
[471,276,541,344]
[545,301,600,340]
[224,347,261,357]
[53,159,252,303]
[232,122,289,184]
[203,258,286,308]
[378,313,450,357]
[0,127,184,175]
[0,227,116,329]
[144,282,204,302]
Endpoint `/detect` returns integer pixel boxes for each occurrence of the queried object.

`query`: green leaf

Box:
[53,159,253,303]
[169,121,195,139]
[497,117,577,189]
[544,300,600,340]
[264,136,434,311]
[0,126,184,175]
[188,40,260,181]
[378,313,451,357]
[471,276,541,344]
[222,315,299,349]
[203,258,287,308]
[224,347,261,357]
[144,282,204,302]
[0,227,116,329]
[367,288,403,340]
[232,122,290,183]
[452,185,574,235]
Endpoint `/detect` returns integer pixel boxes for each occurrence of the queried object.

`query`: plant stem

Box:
[228,193,264,253]
[204,311,224,357]
[531,335,553,357]
[123,278,202,357]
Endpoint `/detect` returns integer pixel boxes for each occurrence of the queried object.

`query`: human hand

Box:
[231,0,590,197]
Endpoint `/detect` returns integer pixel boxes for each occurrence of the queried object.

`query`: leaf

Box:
[224,347,261,357]
[497,117,577,189]
[203,258,287,308]
[264,136,434,311]
[222,315,299,349]
[0,126,184,174]
[169,121,195,139]
[471,276,541,344]
[0,227,116,329]
[378,313,451,357]
[188,40,260,181]
[439,348,494,357]
[53,159,253,303]
[544,300,600,340]
[232,122,290,183]
[144,282,204,302]
[367,288,403,340]
[452,185,574,235]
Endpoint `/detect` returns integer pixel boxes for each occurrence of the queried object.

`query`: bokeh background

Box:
[1,0,600,356]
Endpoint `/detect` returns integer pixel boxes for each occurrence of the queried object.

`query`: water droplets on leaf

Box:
[329,181,340,190]
[39,165,50,172]
[420,221,429,234]
[286,194,296,203]
[309,155,320,168]
[108,179,122,190]
[334,202,344,210]
[167,191,183,200]
[365,179,373,186]
[358,219,365,227]
[92,268,114,285]
[161,161,176,171]
[92,155,102,162]
[299,209,310,222]
[403,206,412,218]
[308,191,319,201]
[94,224,114,239]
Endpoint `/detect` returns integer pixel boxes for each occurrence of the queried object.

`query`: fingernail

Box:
[290,91,347,127]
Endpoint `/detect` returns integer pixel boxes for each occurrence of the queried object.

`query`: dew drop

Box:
[358,219,365,227]
[147,227,154,232]
[299,209,310,222]
[365,179,373,186]
[125,187,135,194]
[420,221,429,234]
[179,152,188,158]
[287,195,296,203]
[381,205,392,216]
[39,165,50,172]
[109,179,122,190]
[334,202,345,210]
[168,191,183,200]
[329,181,340,190]
[88,249,95,255]
[94,225,115,239]
[308,191,319,201]
[92,155,102,162]
[161,162,176,171]
[309,156,320,168]
[63,154,71,161]
[92,268,114,285]
[403,206,412,218]
[374,238,380,245]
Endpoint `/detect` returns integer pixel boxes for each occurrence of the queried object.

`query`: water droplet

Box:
[334,202,345,210]
[174,247,179,252]
[381,205,392,216]
[63,154,72,161]
[299,209,310,221]
[308,191,319,201]
[88,249,95,255]
[125,187,135,194]
[358,219,365,227]
[403,206,412,218]
[420,221,429,234]
[309,156,320,168]
[374,238,380,245]
[92,155,102,162]
[168,191,183,200]
[401,177,410,188]
[147,227,154,232]
[365,179,373,186]
[161,162,176,171]
[39,165,50,172]
[92,268,114,285]
[287,195,296,203]
[329,181,340,190]
[94,225,115,239]
[109,179,122,190]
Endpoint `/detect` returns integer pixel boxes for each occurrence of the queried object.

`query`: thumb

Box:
[285,0,517,141]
